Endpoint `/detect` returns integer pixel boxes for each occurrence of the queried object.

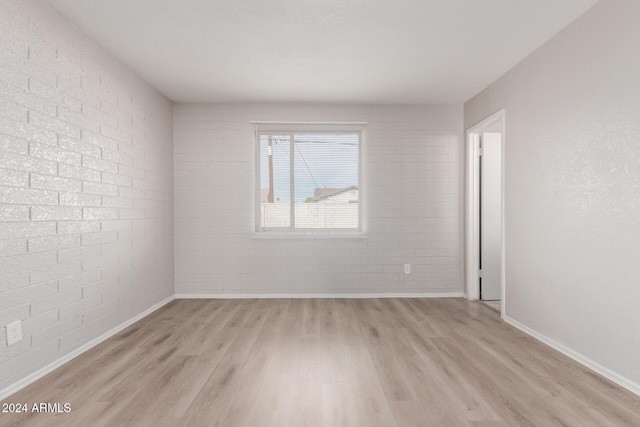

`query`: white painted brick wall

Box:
[0,0,173,392]
[174,104,463,295]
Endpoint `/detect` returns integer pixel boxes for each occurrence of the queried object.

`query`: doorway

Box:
[466,110,505,316]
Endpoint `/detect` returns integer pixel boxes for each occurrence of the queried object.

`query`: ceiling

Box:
[44,0,598,104]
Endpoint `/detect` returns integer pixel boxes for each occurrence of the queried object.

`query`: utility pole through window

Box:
[267,135,274,203]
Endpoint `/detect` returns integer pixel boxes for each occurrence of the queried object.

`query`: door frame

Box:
[465,109,505,316]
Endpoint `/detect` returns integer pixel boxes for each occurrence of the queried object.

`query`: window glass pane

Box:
[259,135,290,228]
[293,133,359,228]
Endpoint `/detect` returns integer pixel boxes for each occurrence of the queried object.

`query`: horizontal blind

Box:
[257,131,360,230]
[258,134,291,228]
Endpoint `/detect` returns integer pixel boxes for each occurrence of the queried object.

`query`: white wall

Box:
[174,104,463,296]
[465,0,640,388]
[0,0,174,393]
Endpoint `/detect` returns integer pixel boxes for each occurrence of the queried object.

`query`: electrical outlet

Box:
[404,263,411,274]
[6,320,22,346]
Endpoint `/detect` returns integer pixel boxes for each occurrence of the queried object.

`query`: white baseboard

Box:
[175,292,464,299]
[0,295,175,401]
[503,315,640,397]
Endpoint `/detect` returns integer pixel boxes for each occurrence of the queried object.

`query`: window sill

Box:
[251,231,367,240]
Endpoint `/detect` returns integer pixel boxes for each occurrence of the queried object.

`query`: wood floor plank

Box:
[2,298,640,426]
[352,299,419,402]
[401,329,502,422]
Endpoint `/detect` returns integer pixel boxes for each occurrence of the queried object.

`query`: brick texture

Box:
[173,104,463,295]
[0,0,173,391]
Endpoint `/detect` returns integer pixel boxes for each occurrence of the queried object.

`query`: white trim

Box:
[465,109,506,319]
[250,121,368,125]
[290,132,295,228]
[251,235,367,240]
[254,126,261,231]
[175,292,464,299]
[465,131,481,299]
[0,295,175,401]
[357,130,363,230]
[504,315,640,397]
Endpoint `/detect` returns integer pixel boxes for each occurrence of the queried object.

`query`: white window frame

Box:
[255,130,363,233]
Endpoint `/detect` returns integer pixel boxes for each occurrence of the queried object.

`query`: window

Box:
[256,131,361,230]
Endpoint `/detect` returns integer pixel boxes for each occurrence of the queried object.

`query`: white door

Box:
[480,132,502,301]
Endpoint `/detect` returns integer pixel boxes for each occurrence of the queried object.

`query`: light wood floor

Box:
[2,298,640,426]
[481,300,501,313]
